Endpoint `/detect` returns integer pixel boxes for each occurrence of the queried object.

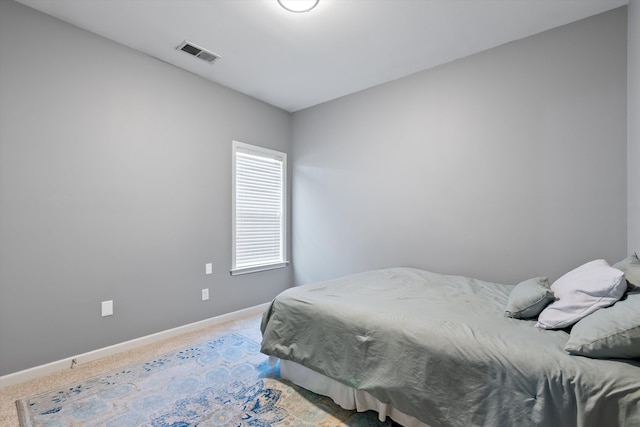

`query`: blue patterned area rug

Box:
[16,333,393,426]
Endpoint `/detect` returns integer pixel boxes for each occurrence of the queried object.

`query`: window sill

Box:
[230,261,290,276]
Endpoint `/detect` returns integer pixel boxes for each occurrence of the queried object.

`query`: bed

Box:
[260,264,640,427]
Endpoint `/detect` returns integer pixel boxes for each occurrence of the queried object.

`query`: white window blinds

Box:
[231,141,287,275]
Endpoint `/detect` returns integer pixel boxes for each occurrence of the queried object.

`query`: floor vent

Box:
[176,41,220,64]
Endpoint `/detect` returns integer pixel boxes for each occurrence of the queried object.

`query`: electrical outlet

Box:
[101,300,113,317]
[205,263,213,275]
[202,288,209,301]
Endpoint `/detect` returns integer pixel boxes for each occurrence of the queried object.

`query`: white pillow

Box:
[535,259,626,330]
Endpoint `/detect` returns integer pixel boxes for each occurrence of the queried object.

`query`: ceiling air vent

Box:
[176,41,220,64]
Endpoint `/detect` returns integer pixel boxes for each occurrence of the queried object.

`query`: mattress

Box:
[260,267,640,426]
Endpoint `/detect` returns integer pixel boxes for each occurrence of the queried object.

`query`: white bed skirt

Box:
[278,358,431,427]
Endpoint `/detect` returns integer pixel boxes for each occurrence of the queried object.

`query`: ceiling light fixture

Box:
[277,0,319,13]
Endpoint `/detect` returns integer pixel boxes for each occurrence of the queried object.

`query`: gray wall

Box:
[0,1,631,377]
[0,0,292,376]
[630,0,640,254]
[292,7,628,286]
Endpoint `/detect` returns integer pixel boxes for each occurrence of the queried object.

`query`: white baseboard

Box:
[0,302,269,389]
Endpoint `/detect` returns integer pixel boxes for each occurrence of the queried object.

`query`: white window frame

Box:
[231,140,288,276]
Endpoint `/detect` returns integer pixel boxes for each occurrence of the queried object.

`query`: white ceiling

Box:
[16,0,627,112]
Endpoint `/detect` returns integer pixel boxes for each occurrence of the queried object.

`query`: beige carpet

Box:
[0,314,262,427]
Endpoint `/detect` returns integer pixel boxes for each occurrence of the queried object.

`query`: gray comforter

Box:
[260,267,640,427]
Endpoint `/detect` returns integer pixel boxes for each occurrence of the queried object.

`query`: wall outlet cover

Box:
[101,300,113,317]
[202,288,210,301]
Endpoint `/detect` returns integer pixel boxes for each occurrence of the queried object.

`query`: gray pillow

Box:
[565,291,640,359]
[505,277,554,319]
[613,253,640,289]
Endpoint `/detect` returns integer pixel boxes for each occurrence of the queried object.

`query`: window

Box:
[231,141,288,275]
